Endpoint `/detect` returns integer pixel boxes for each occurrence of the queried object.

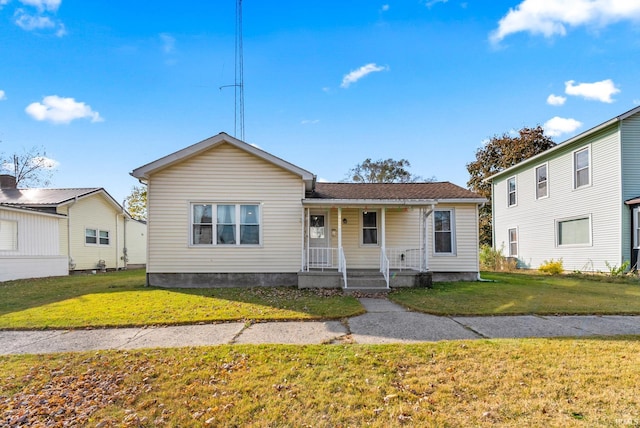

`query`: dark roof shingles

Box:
[309,182,482,200]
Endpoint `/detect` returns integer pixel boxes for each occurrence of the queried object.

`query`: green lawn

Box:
[390,271,640,315]
[0,270,363,329]
[2,339,639,426]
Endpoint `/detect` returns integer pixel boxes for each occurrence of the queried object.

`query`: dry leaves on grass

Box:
[1,354,155,427]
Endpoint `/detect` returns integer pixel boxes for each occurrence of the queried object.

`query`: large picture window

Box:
[0,219,18,251]
[434,209,455,254]
[574,147,590,189]
[192,203,260,246]
[557,216,591,246]
[535,164,548,199]
[85,228,110,246]
[507,177,517,207]
[362,211,378,245]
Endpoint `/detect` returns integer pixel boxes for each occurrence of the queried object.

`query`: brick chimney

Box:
[0,175,17,189]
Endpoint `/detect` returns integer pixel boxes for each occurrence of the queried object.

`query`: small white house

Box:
[132,133,486,288]
[488,105,640,272]
[0,204,68,281]
[0,175,147,276]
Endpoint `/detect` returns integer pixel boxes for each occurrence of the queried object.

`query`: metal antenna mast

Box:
[235,0,245,141]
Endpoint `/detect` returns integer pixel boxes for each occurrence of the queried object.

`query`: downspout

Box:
[115,212,119,270]
[67,196,78,271]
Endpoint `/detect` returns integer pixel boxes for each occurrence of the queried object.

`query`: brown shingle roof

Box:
[308,182,482,200]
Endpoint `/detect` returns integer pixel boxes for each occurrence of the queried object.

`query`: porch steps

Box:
[342,270,389,294]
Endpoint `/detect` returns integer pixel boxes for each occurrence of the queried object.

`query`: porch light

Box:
[342,218,348,225]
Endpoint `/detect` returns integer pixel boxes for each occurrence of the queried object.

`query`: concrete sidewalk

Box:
[2,298,640,355]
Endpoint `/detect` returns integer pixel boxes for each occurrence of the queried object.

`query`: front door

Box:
[309,213,330,266]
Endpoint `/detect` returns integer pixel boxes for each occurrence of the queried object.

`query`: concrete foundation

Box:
[431,271,480,282]
[147,272,299,288]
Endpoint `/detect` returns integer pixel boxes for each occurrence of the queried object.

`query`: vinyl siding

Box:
[0,208,68,281]
[125,219,147,266]
[428,204,480,273]
[310,205,478,272]
[620,113,640,263]
[147,143,304,273]
[61,194,127,270]
[493,124,622,271]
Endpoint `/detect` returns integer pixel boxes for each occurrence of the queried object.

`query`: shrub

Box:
[605,260,630,277]
[480,244,517,272]
[539,258,563,275]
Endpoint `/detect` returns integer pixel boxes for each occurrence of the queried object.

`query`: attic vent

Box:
[0,175,17,189]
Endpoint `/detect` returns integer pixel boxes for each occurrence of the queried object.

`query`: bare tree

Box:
[1,146,57,187]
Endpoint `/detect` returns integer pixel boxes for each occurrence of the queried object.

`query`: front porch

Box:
[299,201,436,290]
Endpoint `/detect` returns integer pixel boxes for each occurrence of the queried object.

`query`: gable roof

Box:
[131,132,316,191]
[486,105,640,183]
[0,187,129,216]
[304,182,485,206]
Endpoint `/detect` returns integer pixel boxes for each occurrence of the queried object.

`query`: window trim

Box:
[555,214,592,247]
[85,227,111,246]
[634,207,640,250]
[190,202,262,247]
[535,163,549,200]
[433,208,456,255]
[573,146,591,189]
[360,209,380,247]
[507,176,517,207]
[508,227,518,257]
[0,219,18,251]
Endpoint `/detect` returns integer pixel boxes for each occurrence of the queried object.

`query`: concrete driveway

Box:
[2,298,640,355]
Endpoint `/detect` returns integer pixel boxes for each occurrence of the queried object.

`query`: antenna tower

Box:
[235,0,245,141]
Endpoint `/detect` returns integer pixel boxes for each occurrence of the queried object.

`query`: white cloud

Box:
[340,63,388,88]
[160,33,176,54]
[380,4,389,12]
[544,116,582,137]
[547,94,566,106]
[317,177,329,183]
[0,0,10,9]
[25,95,103,124]
[491,0,640,44]
[19,0,60,12]
[1,155,59,173]
[0,90,6,100]
[14,9,55,30]
[301,119,320,125]
[565,79,620,103]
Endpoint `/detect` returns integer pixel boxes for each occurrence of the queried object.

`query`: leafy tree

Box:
[467,126,556,246]
[346,158,428,183]
[125,185,147,221]
[1,146,57,187]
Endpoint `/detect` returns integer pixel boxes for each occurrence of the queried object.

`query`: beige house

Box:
[0,175,146,275]
[132,133,485,289]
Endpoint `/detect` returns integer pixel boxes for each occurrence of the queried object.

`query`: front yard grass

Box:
[2,339,640,426]
[390,271,640,315]
[0,270,363,329]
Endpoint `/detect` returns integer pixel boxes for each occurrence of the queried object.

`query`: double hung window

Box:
[362,211,378,245]
[574,147,590,189]
[192,203,260,246]
[434,209,455,254]
[535,164,548,199]
[507,177,517,207]
[508,228,518,257]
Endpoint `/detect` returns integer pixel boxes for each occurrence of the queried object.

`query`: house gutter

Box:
[67,196,78,270]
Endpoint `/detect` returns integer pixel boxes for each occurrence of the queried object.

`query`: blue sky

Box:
[1,0,640,204]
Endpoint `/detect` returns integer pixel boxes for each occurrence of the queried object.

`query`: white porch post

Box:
[305,207,309,272]
[381,207,386,256]
[338,207,343,249]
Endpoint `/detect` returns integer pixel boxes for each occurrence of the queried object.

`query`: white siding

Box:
[0,207,68,281]
[147,143,305,273]
[125,219,147,266]
[493,125,622,271]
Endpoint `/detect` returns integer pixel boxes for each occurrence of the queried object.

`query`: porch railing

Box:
[305,247,338,271]
[385,248,422,271]
[339,247,347,288]
[380,248,390,289]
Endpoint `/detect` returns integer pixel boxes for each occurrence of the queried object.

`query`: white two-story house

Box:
[488,105,640,272]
